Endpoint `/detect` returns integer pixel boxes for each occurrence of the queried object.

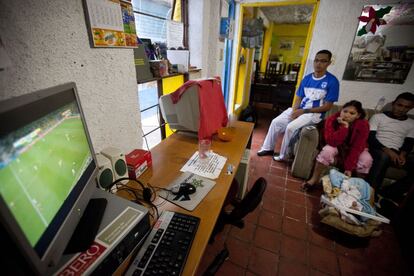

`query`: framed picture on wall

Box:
[343,4,414,84]
[279,40,294,50]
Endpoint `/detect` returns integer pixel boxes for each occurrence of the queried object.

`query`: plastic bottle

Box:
[375,96,386,113]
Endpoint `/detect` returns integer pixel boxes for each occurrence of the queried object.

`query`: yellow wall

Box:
[260,24,273,73]
[234,47,254,116]
[233,9,255,116]
[270,24,309,64]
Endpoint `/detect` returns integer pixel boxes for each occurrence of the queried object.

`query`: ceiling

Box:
[260,5,314,24]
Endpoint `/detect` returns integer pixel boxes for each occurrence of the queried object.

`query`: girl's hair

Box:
[342,100,366,119]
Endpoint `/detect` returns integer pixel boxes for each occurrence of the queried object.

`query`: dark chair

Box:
[209,177,267,243]
[271,83,295,113]
[265,61,285,82]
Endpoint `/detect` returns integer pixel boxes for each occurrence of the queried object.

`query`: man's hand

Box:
[337,117,349,128]
[383,148,400,166]
[291,109,305,119]
[344,170,352,177]
[397,152,406,166]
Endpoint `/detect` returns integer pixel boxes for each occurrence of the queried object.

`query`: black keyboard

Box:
[125,211,200,276]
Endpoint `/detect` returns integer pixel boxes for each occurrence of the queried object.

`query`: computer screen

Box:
[159,84,200,133]
[159,79,229,139]
[0,82,98,274]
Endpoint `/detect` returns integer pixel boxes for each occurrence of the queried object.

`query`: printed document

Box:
[181,151,227,179]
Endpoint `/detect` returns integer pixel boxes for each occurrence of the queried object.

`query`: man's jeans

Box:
[367,148,414,202]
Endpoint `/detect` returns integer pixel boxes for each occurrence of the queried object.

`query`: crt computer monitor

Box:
[0,82,98,274]
[159,84,200,133]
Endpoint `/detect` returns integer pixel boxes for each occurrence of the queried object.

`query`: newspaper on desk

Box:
[180,151,227,179]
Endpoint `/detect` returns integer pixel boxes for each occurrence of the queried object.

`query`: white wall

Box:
[236,0,414,109]
[188,0,225,78]
[0,0,142,153]
[188,0,204,70]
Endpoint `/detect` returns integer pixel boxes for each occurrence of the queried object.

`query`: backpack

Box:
[239,105,258,126]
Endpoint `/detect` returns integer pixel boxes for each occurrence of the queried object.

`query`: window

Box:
[132,0,188,149]
[138,81,161,149]
[132,0,172,43]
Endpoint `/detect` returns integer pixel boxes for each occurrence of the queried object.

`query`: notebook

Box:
[158,172,215,211]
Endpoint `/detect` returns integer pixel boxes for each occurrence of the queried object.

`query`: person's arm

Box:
[368,114,384,150]
[368,114,401,165]
[292,79,305,112]
[292,96,303,111]
[400,136,414,153]
[368,131,385,150]
[292,102,334,119]
[398,137,414,166]
[324,114,348,147]
[344,120,370,172]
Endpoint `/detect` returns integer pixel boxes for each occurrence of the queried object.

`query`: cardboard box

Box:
[126,149,152,179]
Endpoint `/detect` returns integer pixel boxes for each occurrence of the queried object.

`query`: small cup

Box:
[198,139,211,159]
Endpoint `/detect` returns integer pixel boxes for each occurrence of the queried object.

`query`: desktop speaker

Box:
[100,147,129,186]
[95,153,114,191]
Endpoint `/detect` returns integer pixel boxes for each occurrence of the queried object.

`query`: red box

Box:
[126,149,152,179]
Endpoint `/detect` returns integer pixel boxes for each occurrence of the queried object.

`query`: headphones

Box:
[108,177,153,203]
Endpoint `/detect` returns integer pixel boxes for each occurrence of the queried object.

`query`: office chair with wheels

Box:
[209,177,267,243]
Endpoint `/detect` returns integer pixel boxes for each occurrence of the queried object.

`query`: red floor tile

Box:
[258,209,283,232]
[337,256,370,276]
[229,221,256,242]
[269,166,287,178]
[248,246,279,276]
[285,190,306,205]
[278,257,309,276]
[284,202,307,222]
[310,268,331,276]
[335,242,365,262]
[244,205,262,224]
[306,208,322,226]
[253,226,282,253]
[262,195,284,214]
[305,194,322,210]
[309,244,339,275]
[216,260,245,276]
[280,235,308,264]
[225,236,252,268]
[307,225,335,251]
[286,179,303,192]
[266,174,286,188]
[265,183,285,199]
[282,217,308,240]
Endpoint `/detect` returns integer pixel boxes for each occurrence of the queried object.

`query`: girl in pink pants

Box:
[303,101,373,191]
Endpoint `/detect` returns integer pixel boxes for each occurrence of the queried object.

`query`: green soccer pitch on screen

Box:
[0,102,92,247]
[0,83,99,275]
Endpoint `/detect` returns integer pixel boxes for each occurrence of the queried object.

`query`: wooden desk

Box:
[117,121,253,275]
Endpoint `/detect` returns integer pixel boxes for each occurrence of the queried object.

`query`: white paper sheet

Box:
[167,20,184,49]
[180,151,227,179]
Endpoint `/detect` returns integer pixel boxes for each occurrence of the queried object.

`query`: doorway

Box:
[229,0,319,116]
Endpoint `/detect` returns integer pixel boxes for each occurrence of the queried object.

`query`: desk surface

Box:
[117,121,253,276]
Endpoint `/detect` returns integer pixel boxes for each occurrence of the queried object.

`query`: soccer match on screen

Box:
[0,103,92,247]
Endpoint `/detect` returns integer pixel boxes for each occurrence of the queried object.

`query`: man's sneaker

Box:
[257,150,274,156]
[273,155,284,161]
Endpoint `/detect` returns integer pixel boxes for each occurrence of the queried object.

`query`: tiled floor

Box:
[195,108,409,276]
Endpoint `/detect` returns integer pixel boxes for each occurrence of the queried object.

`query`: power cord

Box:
[108,177,160,220]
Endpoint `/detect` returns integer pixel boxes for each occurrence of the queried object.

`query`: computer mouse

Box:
[171,183,196,195]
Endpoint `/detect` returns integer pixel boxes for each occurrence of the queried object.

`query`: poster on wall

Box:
[279,40,294,50]
[84,0,138,48]
[343,4,414,84]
